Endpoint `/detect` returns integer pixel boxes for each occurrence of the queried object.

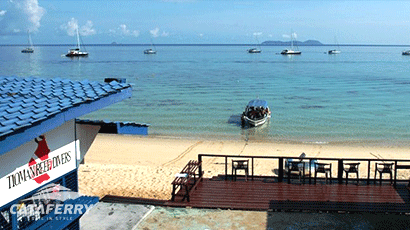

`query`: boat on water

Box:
[241,99,271,127]
[281,30,301,55]
[328,50,341,54]
[402,50,410,55]
[144,48,156,54]
[247,35,262,53]
[247,48,261,53]
[328,36,341,54]
[144,38,157,54]
[281,49,301,55]
[66,28,88,57]
[21,30,34,53]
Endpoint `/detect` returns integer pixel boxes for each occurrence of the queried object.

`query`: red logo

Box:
[29,135,51,184]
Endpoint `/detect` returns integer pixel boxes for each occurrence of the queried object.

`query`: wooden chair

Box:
[344,163,360,185]
[374,163,393,185]
[314,163,332,184]
[232,159,249,181]
[287,159,305,184]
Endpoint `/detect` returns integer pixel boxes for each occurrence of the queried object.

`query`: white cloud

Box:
[199,33,203,37]
[119,24,129,35]
[80,20,96,36]
[149,27,169,38]
[253,32,262,36]
[0,0,45,35]
[150,27,160,38]
[110,24,140,37]
[60,18,78,37]
[61,18,96,37]
[131,30,140,37]
[282,34,290,39]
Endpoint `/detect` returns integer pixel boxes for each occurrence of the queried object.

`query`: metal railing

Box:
[197,154,410,186]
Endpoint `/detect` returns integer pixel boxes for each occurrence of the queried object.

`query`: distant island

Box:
[261,40,323,46]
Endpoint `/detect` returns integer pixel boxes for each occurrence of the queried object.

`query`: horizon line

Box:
[1,43,410,47]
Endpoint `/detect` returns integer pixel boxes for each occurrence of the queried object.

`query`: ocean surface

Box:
[1,45,409,146]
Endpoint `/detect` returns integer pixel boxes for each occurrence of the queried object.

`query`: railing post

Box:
[309,159,312,184]
[278,157,283,182]
[367,160,371,185]
[225,156,228,181]
[198,154,202,179]
[338,159,344,184]
[252,157,254,181]
[394,160,398,187]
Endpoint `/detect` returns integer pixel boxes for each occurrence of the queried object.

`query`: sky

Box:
[0,0,410,45]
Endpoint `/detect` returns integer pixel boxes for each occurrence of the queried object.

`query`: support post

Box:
[278,157,283,182]
[338,159,344,184]
[198,155,202,179]
[225,156,228,181]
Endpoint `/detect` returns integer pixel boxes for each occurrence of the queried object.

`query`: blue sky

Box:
[1,0,410,45]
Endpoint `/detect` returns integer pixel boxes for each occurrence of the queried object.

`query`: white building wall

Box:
[0,120,77,207]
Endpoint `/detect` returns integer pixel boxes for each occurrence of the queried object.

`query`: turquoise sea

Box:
[1,45,409,146]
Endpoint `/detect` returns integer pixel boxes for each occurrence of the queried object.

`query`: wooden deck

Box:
[163,176,410,213]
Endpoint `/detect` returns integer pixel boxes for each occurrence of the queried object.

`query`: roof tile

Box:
[0,76,131,138]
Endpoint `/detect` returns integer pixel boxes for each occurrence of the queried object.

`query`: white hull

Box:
[243,114,271,127]
[281,49,301,55]
[247,48,261,53]
[328,50,341,54]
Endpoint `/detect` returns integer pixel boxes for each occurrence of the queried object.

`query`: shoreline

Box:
[78,134,410,200]
[142,132,410,148]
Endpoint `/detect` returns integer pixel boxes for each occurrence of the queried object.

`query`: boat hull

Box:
[144,50,157,54]
[247,49,261,53]
[242,115,271,127]
[281,50,301,55]
[328,50,341,54]
[21,49,34,53]
[402,51,410,55]
[66,52,88,57]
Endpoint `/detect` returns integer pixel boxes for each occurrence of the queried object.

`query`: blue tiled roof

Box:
[0,76,132,155]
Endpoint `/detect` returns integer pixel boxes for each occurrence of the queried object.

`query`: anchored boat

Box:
[241,99,271,127]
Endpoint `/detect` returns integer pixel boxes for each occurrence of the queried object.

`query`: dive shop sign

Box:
[1,135,76,207]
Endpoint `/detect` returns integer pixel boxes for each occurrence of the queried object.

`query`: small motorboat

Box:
[144,48,157,54]
[241,99,271,127]
[247,48,261,53]
[402,50,410,55]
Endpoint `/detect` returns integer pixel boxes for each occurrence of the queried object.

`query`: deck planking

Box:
[164,177,410,213]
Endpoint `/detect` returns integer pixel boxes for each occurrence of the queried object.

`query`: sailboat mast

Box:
[76,27,81,50]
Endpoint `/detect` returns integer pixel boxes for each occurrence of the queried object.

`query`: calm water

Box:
[1,45,409,146]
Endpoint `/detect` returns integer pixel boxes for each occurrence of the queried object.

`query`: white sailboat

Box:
[21,30,34,53]
[247,35,262,53]
[66,28,88,57]
[328,36,341,54]
[144,38,157,54]
[281,31,301,55]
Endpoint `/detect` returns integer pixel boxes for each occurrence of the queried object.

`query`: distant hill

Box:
[261,40,323,46]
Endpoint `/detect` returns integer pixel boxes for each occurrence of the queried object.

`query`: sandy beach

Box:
[78,134,410,200]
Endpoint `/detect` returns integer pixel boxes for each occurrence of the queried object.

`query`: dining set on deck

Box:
[198,153,410,187]
[168,154,410,213]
